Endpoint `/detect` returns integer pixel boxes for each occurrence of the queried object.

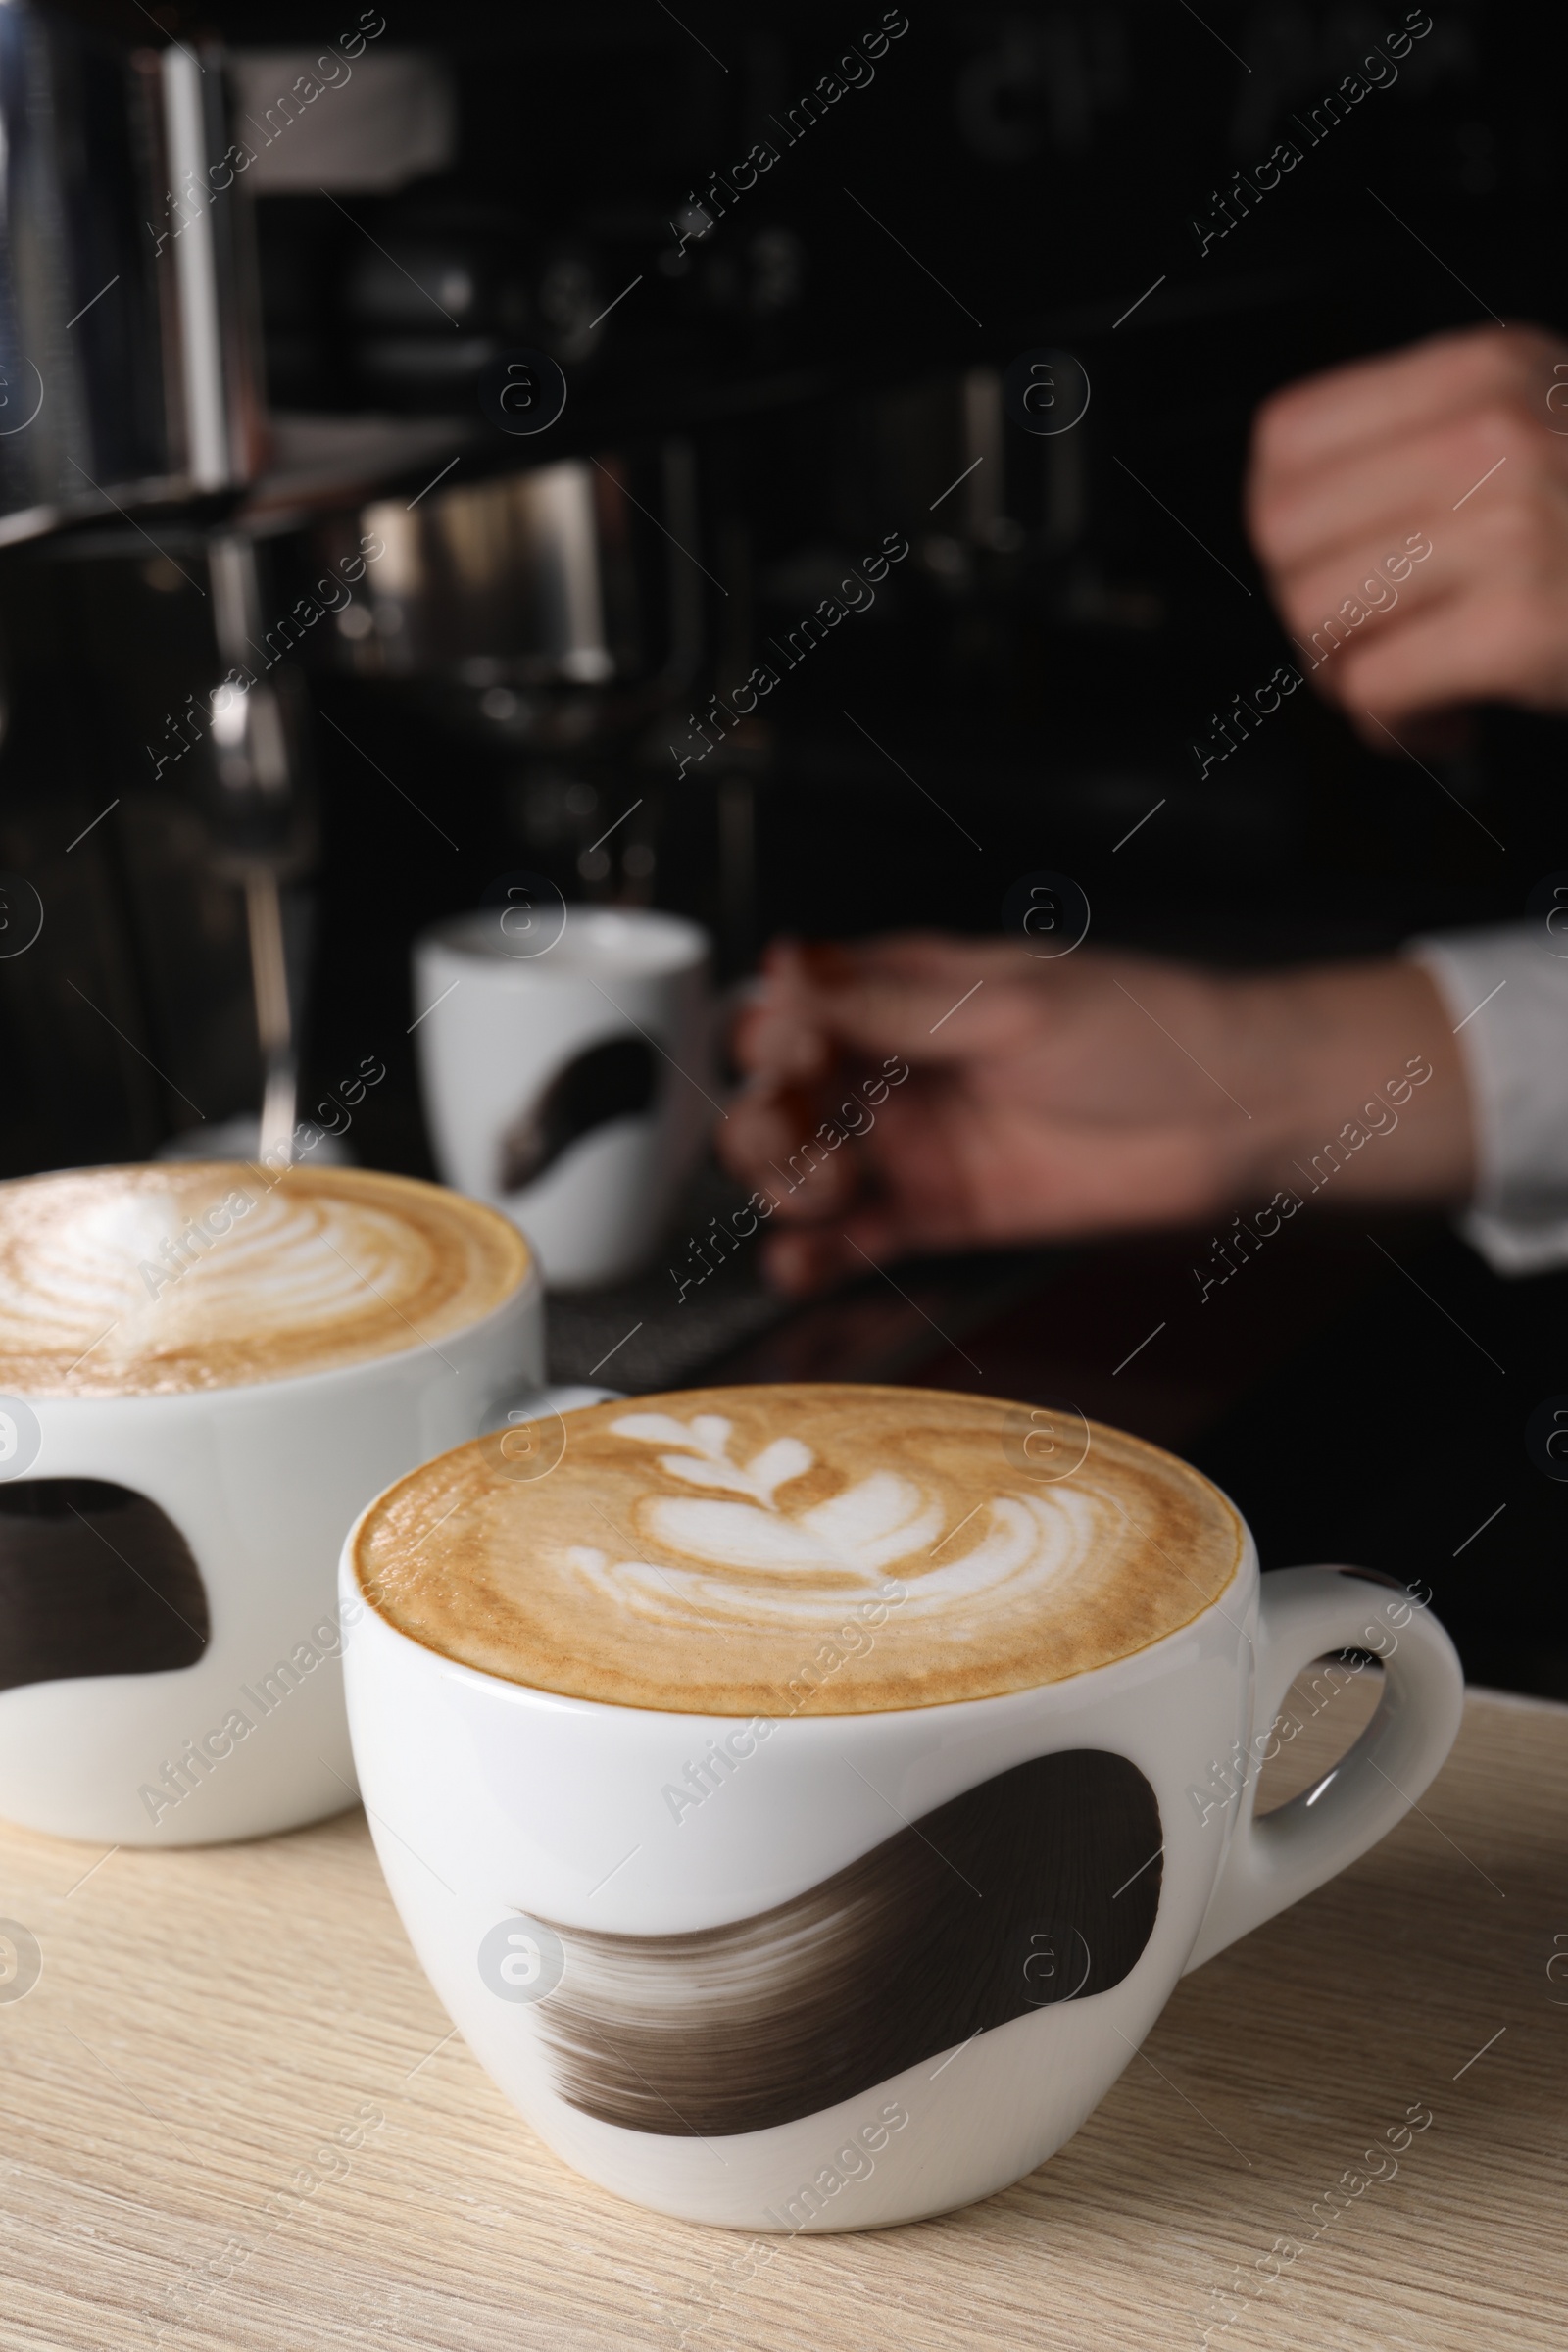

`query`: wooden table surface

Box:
[2,1677,1564,2352]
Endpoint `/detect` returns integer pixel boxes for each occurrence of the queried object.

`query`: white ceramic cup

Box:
[341,1496,1463,2230]
[0,1221,594,1850]
[412,903,713,1289]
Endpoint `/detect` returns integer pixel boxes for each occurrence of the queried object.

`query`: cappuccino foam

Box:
[354,1384,1243,1712]
[0,1163,529,1396]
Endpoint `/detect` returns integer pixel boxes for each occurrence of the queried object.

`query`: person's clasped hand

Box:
[1248,322,1568,742]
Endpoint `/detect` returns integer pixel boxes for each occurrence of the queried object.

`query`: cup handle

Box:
[1184,1568,1464,1973]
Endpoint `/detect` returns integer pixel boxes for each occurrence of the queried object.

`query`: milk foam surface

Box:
[0,1163,530,1396]
[355,1384,1244,1712]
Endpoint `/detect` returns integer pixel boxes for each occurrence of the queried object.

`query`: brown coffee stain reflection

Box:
[534,1748,1161,2138]
[0,1479,209,1690]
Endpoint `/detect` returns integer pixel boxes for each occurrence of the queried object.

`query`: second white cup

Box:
[413,904,714,1288]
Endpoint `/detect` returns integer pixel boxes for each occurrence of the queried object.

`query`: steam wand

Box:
[243,871,296,1167]
[203,534,316,1167]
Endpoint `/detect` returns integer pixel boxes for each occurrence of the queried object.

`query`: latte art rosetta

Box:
[356,1385,1244,1713]
[564,1412,1097,1632]
[0,1164,529,1396]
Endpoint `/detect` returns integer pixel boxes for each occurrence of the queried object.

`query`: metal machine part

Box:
[0,4,297,1160]
[318,442,705,736]
[0,12,265,544]
[243,872,297,1168]
[205,536,316,867]
[203,533,318,1165]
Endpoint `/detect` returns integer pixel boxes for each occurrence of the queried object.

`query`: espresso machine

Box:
[0,0,1544,1191]
[0,0,717,1181]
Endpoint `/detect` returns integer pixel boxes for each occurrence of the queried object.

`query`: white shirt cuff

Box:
[1406,922,1568,1275]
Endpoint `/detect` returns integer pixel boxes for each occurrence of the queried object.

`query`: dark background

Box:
[1,0,1564,1689]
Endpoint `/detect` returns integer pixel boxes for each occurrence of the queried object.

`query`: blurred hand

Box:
[719,936,1473,1294]
[1248,323,1568,744]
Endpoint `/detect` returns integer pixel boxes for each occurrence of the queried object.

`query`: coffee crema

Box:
[0,1163,530,1396]
[354,1384,1244,1712]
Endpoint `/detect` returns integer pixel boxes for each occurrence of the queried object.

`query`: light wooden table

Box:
[2,1679,1564,2352]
